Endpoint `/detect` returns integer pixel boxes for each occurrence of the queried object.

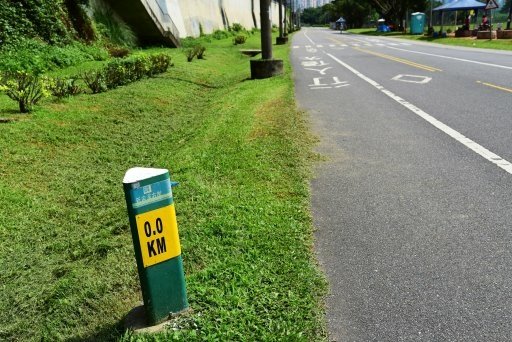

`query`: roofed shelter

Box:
[433,0,487,32]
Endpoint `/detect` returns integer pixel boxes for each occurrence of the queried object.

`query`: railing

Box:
[143,0,181,46]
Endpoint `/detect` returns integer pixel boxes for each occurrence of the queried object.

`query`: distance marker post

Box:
[123,167,188,325]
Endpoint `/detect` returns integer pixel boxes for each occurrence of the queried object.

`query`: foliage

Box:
[365,0,428,24]
[0,39,108,74]
[194,45,206,59]
[212,29,230,40]
[0,72,52,113]
[108,47,131,58]
[81,70,107,93]
[148,54,171,74]
[104,59,130,89]
[50,77,83,99]
[302,0,429,28]
[233,35,247,45]
[83,53,171,92]
[90,0,138,47]
[230,23,245,32]
[185,48,197,62]
[0,0,74,47]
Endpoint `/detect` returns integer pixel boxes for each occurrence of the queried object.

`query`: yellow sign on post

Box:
[135,204,181,268]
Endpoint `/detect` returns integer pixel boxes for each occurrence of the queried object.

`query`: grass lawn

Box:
[0,32,327,341]
[348,28,512,51]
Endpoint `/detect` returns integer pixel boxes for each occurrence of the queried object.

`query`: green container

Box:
[410,12,426,35]
[123,167,188,325]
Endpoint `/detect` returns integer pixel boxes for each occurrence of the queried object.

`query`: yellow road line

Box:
[477,81,512,94]
[327,37,347,44]
[354,47,442,72]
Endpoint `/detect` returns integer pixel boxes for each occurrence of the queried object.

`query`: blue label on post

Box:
[131,179,173,209]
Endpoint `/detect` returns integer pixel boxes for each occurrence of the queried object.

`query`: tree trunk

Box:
[260,0,272,60]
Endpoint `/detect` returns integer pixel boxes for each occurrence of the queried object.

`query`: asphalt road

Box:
[292,28,512,341]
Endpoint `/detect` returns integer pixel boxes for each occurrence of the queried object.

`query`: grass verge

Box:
[0,33,327,341]
[348,28,512,51]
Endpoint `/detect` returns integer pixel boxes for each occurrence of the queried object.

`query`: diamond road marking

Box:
[392,74,432,84]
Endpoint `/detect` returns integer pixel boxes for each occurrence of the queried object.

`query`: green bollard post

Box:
[123,167,188,326]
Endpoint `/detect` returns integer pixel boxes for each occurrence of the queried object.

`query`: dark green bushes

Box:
[212,30,230,40]
[0,0,74,47]
[50,77,83,99]
[233,35,247,45]
[230,23,245,32]
[0,53,172,111]
[82,71,108,94]
[185,45,206,62]
[100,54,171,90]
[0,40,108,74]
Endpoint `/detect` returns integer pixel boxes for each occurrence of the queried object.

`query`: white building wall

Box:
[164,0,283,38]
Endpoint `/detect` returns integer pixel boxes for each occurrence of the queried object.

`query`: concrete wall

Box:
[164,0,283,38]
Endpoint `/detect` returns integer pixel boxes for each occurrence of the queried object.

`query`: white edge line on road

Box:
[387,46,512,70]
[325,52,512,175]
[303,30,316,45]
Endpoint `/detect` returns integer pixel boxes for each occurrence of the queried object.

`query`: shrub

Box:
[185,48,197,62]
[212,29,230,40]
[0,72,52,113]
[233,35,247,45]
[148,54,171,74]
[83,53,169,93]
[132,56,151,79]
[50,77,82,99]
[230,23,245,32]
[108,47,131,58]
[82,71,107,94]
[195,45,206,59]
[104,59,129,89]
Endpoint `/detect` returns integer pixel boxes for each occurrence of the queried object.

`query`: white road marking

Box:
[293,46,300,49]
[304,30,316,45]
[329,44,336,47]
[392,74,432,84]
[387,46,512,70]
[304,67,332,75]
[325,52,512,175]
[317,44,324,48]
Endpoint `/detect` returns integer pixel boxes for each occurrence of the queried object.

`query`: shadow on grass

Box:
[0,109,23,115]
[165,76,221,89]
[65,322,125,342]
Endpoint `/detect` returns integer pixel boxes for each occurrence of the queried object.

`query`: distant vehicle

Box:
[336,17,347,33]
[377,18,391,32]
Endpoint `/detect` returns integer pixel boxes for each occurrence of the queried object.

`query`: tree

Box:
[367,0,428,27]
[331,0,374,28]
